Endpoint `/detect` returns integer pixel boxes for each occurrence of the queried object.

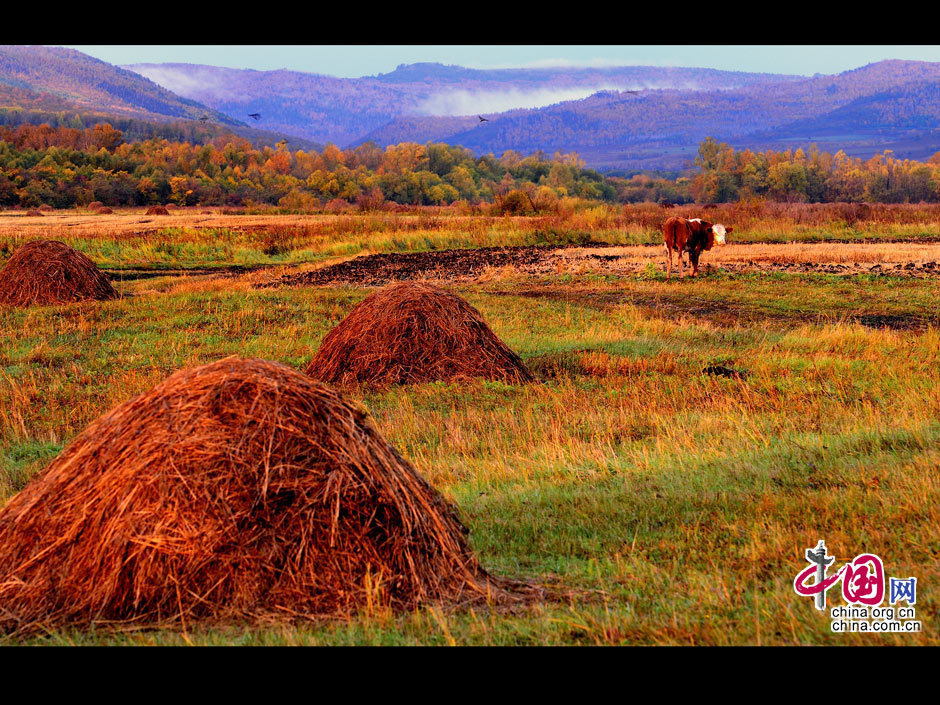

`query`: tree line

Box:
[2,123,940,210]
[688,136,940,204]
[0,124,613,209]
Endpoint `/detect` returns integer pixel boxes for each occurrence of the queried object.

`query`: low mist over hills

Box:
[125,61,798,154]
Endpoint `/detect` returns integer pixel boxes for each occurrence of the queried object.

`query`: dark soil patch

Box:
[855,314,934,331]
[702,365,748,379]
[264,245,570,288]
[727,260,940,278]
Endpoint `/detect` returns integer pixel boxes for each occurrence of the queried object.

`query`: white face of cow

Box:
[712,224,728,245]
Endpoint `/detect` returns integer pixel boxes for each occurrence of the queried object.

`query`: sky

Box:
[63,45,940,79]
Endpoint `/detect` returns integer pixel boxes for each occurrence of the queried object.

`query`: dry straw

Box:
[0,239,118,307]
[306,282,535,386]
[145,205,170,215]
[0,357,523,635]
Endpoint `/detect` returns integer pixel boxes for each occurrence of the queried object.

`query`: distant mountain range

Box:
[126,58,940,169]
[125,61,798,153]
[3,47,940,169]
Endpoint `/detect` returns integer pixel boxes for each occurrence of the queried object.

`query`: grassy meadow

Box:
[0,204,938,645]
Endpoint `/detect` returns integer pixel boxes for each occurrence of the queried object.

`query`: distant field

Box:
[1,206,937,645]
[3,202,940,273]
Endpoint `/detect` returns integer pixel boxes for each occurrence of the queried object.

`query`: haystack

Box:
[0,357,517,634]
[146,205,169,215]
[93,206,113,214]
[306,282,535,386]
[87,201,104,210]
[25,209,42,217]
[0,240,117,307]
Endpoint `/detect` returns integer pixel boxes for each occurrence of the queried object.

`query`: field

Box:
[0,203,937,645]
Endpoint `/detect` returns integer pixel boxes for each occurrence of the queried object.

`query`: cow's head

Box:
[711,224,733,245]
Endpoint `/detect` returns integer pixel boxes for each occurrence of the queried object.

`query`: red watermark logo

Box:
[794,540,920,633]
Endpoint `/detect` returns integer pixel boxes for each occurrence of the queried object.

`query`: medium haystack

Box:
[0,239,118,307]
[93,206,113,214]
[305,282,535,386]
[0,357,517,634]
[25,209,42,217]
[146,205,169,215]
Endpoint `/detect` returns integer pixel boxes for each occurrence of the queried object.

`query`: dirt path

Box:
[265,241,940,288]
[104,264,274,281]
[563,242,940,278]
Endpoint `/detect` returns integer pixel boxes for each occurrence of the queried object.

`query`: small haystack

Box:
[145,205,169,215]
[93,206,113,214]
[87,201,104,210]
[0,240,117,307]
[306,282,535,386]
[37,204,53,212]
[25,209,42,217]
[0,357,518,634]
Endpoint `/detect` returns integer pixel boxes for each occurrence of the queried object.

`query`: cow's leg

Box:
[678,249,684,278]
[665,245,672,279]
[690,251,700,277]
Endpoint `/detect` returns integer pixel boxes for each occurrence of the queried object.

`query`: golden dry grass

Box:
[0,209,937,645]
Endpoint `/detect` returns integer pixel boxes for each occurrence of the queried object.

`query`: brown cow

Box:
[663,217,732,278]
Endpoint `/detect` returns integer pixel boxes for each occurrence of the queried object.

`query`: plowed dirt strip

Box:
[266,242,940,288]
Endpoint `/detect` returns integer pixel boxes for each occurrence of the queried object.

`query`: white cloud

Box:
[416,85,632,116]
[126,64,253,101]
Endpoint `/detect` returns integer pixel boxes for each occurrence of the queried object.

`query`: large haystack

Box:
[146,205,169,215]
[306,282,535,386]
[0,239,118,307]
[0,357,516,634]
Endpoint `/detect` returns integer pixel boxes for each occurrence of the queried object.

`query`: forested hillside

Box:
[0,46,235,125]
[0,56,320,150]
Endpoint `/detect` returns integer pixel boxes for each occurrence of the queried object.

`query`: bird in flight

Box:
[624,90,641,94]
[248,113,261,121]
[478,115,489,122]
[198,115,210,122]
